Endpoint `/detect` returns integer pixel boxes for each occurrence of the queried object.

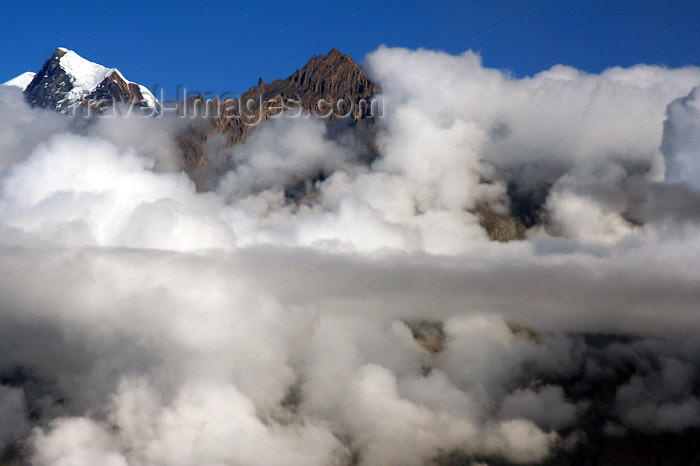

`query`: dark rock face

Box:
[24,48,154,114]
[24,48,73,112]
[81,72,153,112]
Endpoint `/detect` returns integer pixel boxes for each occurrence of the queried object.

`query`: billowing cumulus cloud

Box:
[663,85,700,189]
[1,46,700,465]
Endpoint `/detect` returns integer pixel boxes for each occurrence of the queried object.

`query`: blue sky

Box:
[2,0,699,95]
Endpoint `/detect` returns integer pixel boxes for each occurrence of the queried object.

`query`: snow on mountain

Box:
[57,48,118,101]
[24,47,157,112]
[58,48,157,109]
[137,84,157,109]
[2,71,36,91]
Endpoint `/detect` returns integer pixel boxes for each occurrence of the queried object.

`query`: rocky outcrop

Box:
[405,320,446,354]
[474,203,527,242]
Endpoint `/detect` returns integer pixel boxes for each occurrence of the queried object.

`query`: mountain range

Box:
[4,47,532,242]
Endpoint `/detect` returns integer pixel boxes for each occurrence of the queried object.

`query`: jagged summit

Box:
[284,47,376,99]
[217,47,378,116]
[179,48,380,188]
[209,47,379,139]
[283,48,373,96]
[24,47,156,113]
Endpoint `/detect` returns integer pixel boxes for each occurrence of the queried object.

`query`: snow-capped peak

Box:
[51,48,157,110]
[58,49,118,99]
[22,47,158,113]
[2,72,36,91]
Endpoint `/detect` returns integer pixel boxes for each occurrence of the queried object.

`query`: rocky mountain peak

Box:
[179,48,380,189]
[223,47,378,115]
[284,47,377,100]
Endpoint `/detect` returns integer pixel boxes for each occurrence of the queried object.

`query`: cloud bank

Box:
[1,46,700,465]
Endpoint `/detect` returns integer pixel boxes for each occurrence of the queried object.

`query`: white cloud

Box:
[0,46,700,464]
